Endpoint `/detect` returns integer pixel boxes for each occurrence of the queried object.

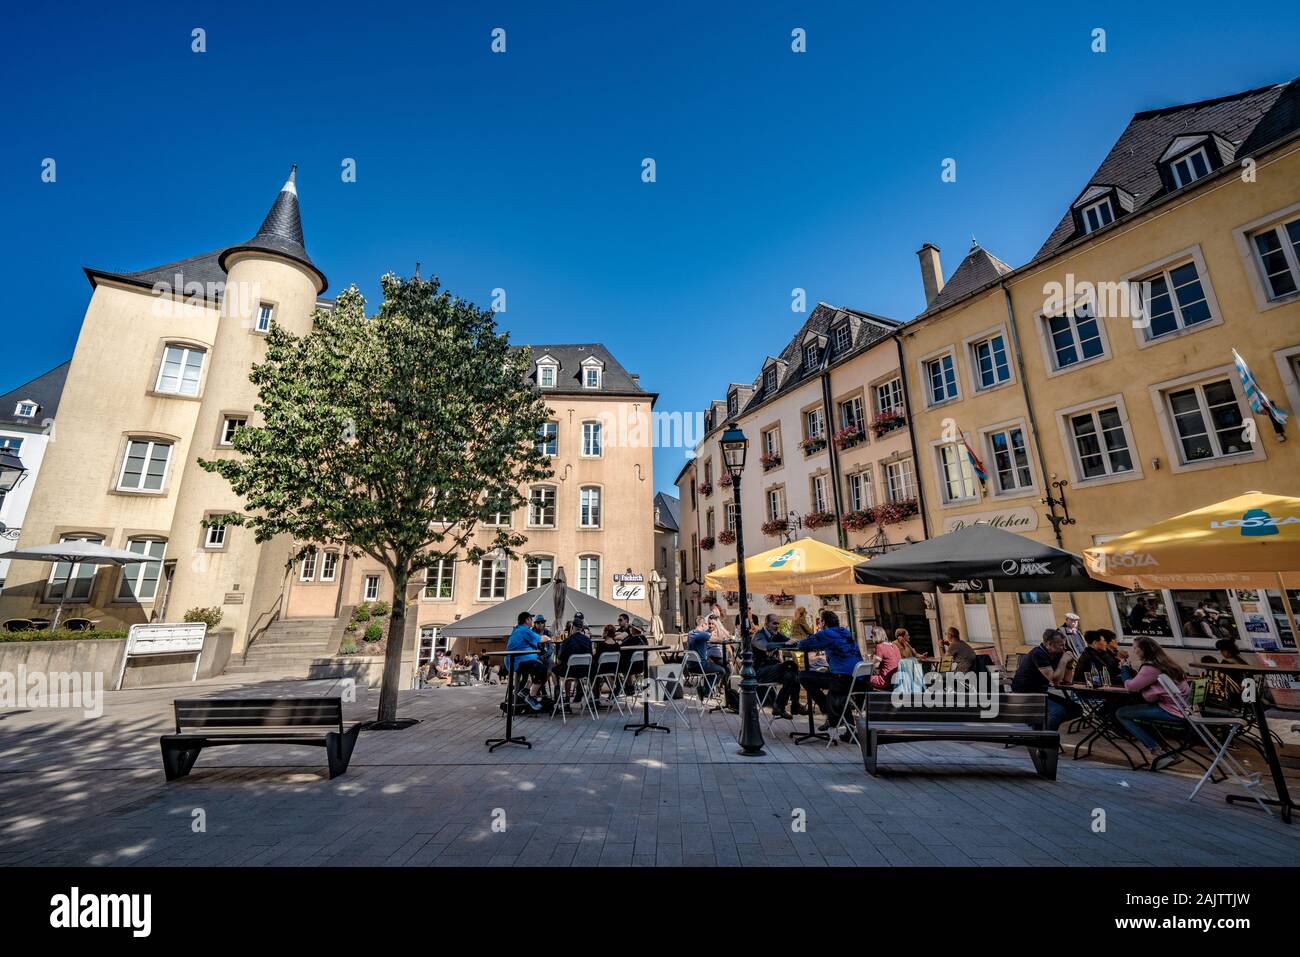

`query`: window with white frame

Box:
[525,555,554,590]
[117,538,166,601]
[117,439,172,492]
[1069,406,1135,480]
[832,323,851,354]
[838,396,864,432]
[1169,147,1211,189]
[847,470,873,512]
[582,363,602,389]
[579,486,601,527]
[536,420,557,456]
[484,497,512,526]
[727,392,738,417]
[15,400,36,418]
[937,443,977,503]
[763,367,778,394]
[924,354,958,405]
[155,344,205,396]
[1250,216,1300,300]
[204,521,227,549]
[766,487,785,522]
[803,343,820,368]
[528,485,556,526]
[762,426,780,456]
[478,554,507,600]
[320,550,338,582]
[875,378,904,415]
[537,362,557,388]
[1138,261,1212,339]
[424,558,454,599]
[987,427,1034,493]
[804,407,825,440]
[1045,302,1104,370]
[1164,378,1252,463]
[581,421,602,457]
[299,548,318,581]
[1080,197,1115,234]
[724,502,737,531]
[577,554,600,597]
[811,475,829,512]
[255,302,274,333]
[45,534,102,602]
[705,508,714,539]
[971,333,1010,389]
[220,416,247,446]
[885,459,916,502]
[363,575,380,601]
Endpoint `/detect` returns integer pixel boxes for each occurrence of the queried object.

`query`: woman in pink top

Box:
[1115,636,1191,754]
[869,628,907,690]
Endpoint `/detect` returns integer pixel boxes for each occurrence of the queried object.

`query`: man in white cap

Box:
[1060,611,1085,658]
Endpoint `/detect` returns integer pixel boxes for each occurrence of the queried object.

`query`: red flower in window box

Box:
[760,451,783,471]
[717,529,736,545]
[698,481,714,496]
[699,536,716,550]
[803,510,837,529]
[870,410,906,436]
[832,425,864,450]
[718,471,733,488]
[799,436,827,455]
[839,508,876,531]
[760,519,785,536]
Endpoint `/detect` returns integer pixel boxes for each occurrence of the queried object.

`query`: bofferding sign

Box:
[942,506,1039,534]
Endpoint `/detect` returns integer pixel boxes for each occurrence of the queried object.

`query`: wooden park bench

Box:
[160,697,361,781]
[857,691,1059,779]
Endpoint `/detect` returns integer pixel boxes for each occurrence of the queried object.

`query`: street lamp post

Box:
[0,448,27,536]
[720,423,765,756]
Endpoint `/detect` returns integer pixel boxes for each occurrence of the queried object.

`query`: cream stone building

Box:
[899,79,1300,664]
[0,170,656,677]
[677,303,930,645]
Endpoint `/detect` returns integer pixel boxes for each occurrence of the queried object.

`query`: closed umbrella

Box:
[5,539,150,628]
[648,568,664,642]
[552,566,568,628]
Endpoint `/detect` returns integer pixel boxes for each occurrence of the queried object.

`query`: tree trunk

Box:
[377,566,410,723]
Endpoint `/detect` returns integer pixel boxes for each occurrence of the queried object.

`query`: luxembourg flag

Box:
[962,431,988,485]
[1233,348,1289,437]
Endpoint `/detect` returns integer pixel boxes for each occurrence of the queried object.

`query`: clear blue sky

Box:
[4,1,1297,495]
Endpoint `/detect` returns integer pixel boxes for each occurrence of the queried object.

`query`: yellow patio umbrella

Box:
[704,537,901,595]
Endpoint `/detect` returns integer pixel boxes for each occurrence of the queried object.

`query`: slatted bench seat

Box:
[857,692,1059,779]
[160,697,361,781]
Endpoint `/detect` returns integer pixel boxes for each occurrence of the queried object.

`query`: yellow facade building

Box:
[900,79,1300,663]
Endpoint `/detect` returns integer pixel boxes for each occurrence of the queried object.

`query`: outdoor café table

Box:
[623,645,671,736]
[483,650,535,752]
[778,647,831,745]
[1193,661,1300,823]
[1060,683,1146,770]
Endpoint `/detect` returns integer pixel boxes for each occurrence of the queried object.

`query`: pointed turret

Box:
[219,165,327,292]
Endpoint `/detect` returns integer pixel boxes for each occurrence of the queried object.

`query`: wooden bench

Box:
[160,697,361,781]
[857,692,1059,779]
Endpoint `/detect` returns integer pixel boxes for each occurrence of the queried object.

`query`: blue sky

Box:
[3,1,1298,494]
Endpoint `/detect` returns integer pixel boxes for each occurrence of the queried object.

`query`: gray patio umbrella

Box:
[5,539,149,628]
[441,581,648,639]
[552,566,568,629]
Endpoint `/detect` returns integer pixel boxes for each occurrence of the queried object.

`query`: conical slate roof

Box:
[219,166,327,292]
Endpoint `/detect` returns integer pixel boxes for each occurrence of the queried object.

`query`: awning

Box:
[439,581,648,638]
[705,537,900,595]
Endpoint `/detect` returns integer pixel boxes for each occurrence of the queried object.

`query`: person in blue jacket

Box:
[505,612,547,711]
[685,617,729,701]
[794,610,865,740]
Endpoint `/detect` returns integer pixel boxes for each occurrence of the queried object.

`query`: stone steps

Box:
[222,617,341,680]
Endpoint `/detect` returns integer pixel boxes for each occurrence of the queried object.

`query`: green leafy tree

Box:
[201,274,552,723]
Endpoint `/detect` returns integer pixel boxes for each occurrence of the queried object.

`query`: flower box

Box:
[839,508,876,531]
[765,593,794,607]
[760,451,783,471]
[799,436,827,455]
[832,425,865,450]
[870,411,906,436]
[699,536,716,550]
[698,481,713,496]
[874,498,919,525]
[717,529,736,545]
[803,510,837,530]
[760,519,786,536]
[718,472,733,488]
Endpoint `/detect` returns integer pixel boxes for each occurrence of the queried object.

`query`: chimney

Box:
[917,243,944,306]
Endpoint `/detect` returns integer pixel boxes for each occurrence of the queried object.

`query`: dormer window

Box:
[580,357,603,389]
[763,366,778,395]
[536,355,558,388]
[803,343,820,369]
[727,391,739,417]
[704,410,714,432]
[1169,146,1211,189]
[1080,198,1115,234]
[832,323,851,355]
[14,400,37,418]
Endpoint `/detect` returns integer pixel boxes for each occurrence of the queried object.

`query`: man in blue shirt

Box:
[794,610,865,740]
[505,612,547,711]
[685,617,728,701]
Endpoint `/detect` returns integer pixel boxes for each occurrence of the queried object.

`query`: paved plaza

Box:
[1,677,1296,867]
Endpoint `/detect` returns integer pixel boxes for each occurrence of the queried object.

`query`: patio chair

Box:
[27,617,52,631]
[1157,674,1268,813]
[650,663,692,728]
[590,651,626,715]
[825,661,874,749]
[681,650,724,716]
[62,617,95,632]
[551,653,596,723]
[726,674,793,736]
[2,619,34,633]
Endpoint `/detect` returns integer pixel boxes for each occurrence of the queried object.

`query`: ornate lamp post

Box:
[0,448,27,537]
[720,423,765,756]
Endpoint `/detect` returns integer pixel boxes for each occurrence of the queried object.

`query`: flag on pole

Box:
[1233,348,1289,437]
[961,431,988,484]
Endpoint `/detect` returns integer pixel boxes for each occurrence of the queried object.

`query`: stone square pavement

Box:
[0,676,1296,867]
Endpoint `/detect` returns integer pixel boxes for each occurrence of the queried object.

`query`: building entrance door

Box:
[1017,592,1057,646]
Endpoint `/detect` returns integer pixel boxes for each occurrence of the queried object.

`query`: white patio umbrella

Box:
[5,539,148,628]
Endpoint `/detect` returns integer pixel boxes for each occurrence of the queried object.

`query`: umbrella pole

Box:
[1278,573,1299,650]
[989,579,1004,653]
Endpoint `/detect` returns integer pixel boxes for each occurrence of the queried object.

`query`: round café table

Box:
[778,647,831,744]
[623,645,671,736]
[1059,682,1144,769]
[1192,661,1300,823]
[707,640,740,714]
[483,650,536,752]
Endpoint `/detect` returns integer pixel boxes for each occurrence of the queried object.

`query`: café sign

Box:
[942,506,1039,534]
[612,572,645,601]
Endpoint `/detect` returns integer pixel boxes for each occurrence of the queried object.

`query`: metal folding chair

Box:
[826,661,874,749]
[682,650,724,715]
[1158,673,1268,813]
[590,651,627,716]
[551,653,596,723]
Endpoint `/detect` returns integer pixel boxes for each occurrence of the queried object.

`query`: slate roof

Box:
[654,492,680,533]
[925,241,1012,313]
[1036,79,1300,259]
[219,166,327,291]
[521,343,656,401]
[0,361,70,430]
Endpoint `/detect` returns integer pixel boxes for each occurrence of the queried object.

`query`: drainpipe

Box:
[1000,281,1078,615]
[820,364,857,642]
[894,333,943,643]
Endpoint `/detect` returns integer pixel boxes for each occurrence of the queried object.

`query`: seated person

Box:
[1100,629,1132,680]
[1214,637,1249,665]
[751,613,802,719]
[505,612,548,711]
[941,626,978,674]
[1010,629,1079,731]
[557,623,594,704]
[1075,630,1121,685]
[869,629,905,690]
[793,610,866,740]
[685,617,728,699]
[1115,636,1191,758]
